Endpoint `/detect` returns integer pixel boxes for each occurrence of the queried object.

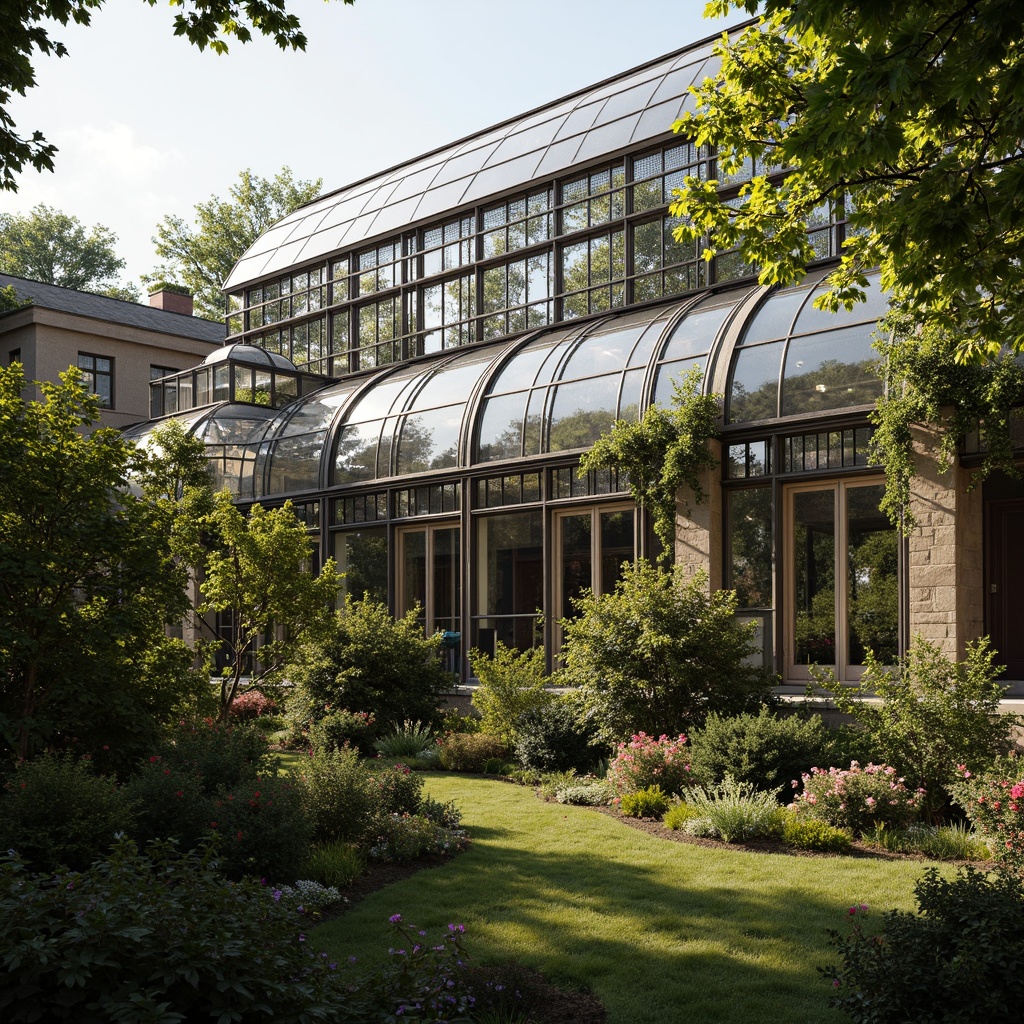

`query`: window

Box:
[77,353,113,408]
[8,349,20,366]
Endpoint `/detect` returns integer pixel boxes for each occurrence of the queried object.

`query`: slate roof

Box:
[0,274,225,345]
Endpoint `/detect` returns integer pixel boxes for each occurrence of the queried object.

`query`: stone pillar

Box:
[674,439,723,591]
[906,422,984,658]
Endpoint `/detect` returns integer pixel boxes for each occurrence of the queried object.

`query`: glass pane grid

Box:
[781,427,877,473]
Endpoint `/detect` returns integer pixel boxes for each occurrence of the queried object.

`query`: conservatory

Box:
[131,24,1008,688]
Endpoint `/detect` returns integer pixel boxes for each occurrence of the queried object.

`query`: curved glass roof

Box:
[203,343,297,370]
[223,40,726,291]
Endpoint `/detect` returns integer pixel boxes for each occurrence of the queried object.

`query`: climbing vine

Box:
[870,315,1024,533]
[579,366,721,560]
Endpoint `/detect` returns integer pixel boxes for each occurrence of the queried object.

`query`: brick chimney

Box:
[148,288,194,316]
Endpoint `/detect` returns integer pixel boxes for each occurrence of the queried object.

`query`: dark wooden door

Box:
[986,500,1024,678]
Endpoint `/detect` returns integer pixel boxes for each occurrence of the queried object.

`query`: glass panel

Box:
[728,341,784,423]
[781,325,881,416]
[599,509,635,594]
[728,488,773,607]
[334,420,383,482]
[432,527,460,635]
[793,489,836,666]
[402,530,427,627]
[396,409,461,474]
[548,376,619,451]
[560,513,592,620]
[846,484,898,665]
[663,304,734,360]
[740,286,810,345]
[476,392,526,462]
[264,433,324,494]
[477,512,544,634]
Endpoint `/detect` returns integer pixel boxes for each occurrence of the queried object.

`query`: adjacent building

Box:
[129,26,1023,694]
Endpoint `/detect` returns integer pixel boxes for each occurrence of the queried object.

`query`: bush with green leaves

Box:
[437,732,508,772]
[298,744,377,845]
[555,779,612,805]
[619,785,671,818]
[309,709,377,755]
[367,813,470,863]
[682,777,785,843]
[823,868,1024,1023]
[813,635,1016,819]
[368,761,425,817]
[373,720,435,760]
[0,753,134,873]
[606,731,692,796]
[687,708,839,798]
[0,839,344,1023]
[304,840,366,890]
[420,796,463,830]
[152,718,275,793]
[269,879,344,918]
[559,561,774,741]
[663,801,702,831]
[781,816,852,853]
[288,596,449,735]
[863,821,990,862]
[469,641,552,743]
[513,695,602,774]
[950,754,1024,871]
[227,689,279,721]
[791,762,924,836]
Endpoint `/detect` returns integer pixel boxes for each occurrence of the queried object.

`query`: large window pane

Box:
[335,527,388,604]
[846,484,898,665]
[728,487,773,608]
[793,489,836,666]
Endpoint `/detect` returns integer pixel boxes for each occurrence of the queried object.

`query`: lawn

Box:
[313,773,946,1024]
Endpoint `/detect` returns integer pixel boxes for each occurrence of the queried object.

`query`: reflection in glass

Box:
[432,527,460,635]
[476,393,526,462]
[728,341,784,422]
[728,488,772,607]
[781,326,881,415]
[548,376,619,451]
[793,489,836,665]
[336,527,388,604]
[600,509,634,594]
[402,530,427,626]
[477,511,543,650]
[560,514,592,620]
[395,410,460,474]
[334,420,383,482]
[846,485,898,664]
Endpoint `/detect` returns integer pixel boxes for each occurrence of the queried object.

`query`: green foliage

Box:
[687,708,838,798]
[153,718,276,791]
[438,732,509,773]
[663,801,701,831]
[303,841,366,890]
[822,867,1024,1023]
[0,364,200,769]
[0,753,134,872]
[682,777,785,843]
[309,708,377,756]
[0,838,344,1023]
[0,284,27,312]
[373,720,435,760]
[469,641,552,743]
[368,762,424,817]
[147,166,323,318]
[579,366,720,558]
[869,323,1024,530]
[197,492,341,720]
[0,204,137,297]
[366,813,469,864]
[560,560,772,741]
[813,636,1016,819]
[619,785,670,819]
[606,732,692,796]
[554,779,612,806]
[513,695,601,774]
[950,754,1024,872]
[298,744,376,846]
[289,596,448,735]
[864,822,989,862]
[781,816,852,854]
[420,796,463,830]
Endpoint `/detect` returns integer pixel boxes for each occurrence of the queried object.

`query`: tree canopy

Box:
[674,1,1024,362]
[2,2,353,191]
[147,166,323,319]
[0,203,138,299]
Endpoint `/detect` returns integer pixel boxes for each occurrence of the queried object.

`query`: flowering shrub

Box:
[310,708,378,755]
[368,813,470,863]
[606,732,691,796]
[951,755,1024,871]
[370,761,425,816]
[269,878,344,917]
[228,689,279,720]
[791,762,924,835]
[155,718,275,792]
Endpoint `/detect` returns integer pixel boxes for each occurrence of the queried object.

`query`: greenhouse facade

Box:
[130,25,1012,691]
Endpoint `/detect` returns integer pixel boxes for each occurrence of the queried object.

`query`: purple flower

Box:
[389,913,402,924]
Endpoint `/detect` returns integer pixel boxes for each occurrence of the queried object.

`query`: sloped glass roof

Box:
[223,39,726,291]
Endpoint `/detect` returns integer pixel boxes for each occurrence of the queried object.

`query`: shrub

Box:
[688,708,838,798]
[0,753,134,873]
[481,757,513,774]
[555,779,612,805]
[950,754,1024,870]
[269,878,344,918]
[822,867,1024,1023]
[513,696,602,774]
[154,718,275,793]
[124,757,213,853]
[781,816,852,853]
[420,796,463,829]
[367,813,470,863]
[537,769,580,800]
[373,720,435,760]
[299,744,376,845]
[683,777,785,842]
[0,839,344,1023]
[369,761,425,816]
[439,709,480,734]
[619,785,671,818]
[606,731,692,796]
[437,732,508,772]
[309,709,378,755]
[304,841,366,890]
[559,561,775,741]
[228,689,279,721]
[791,762,924,835]
[663,801,701,831]
[469,642,552,743]
[864,821,990,861]
[812,635,1017,819]
[288,597,449,736]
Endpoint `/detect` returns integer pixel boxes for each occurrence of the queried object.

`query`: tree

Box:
[0,204,139,298]
[0,285,27,313]
[147,166,323,319]
[194,490,340,720]
[674,2,1024,363]
[0,364,202,771]
[2,2,354,191]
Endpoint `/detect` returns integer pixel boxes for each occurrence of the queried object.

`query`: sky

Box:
[0,0,739,292]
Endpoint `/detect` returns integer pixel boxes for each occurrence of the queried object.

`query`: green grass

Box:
[312,774,949,1024]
